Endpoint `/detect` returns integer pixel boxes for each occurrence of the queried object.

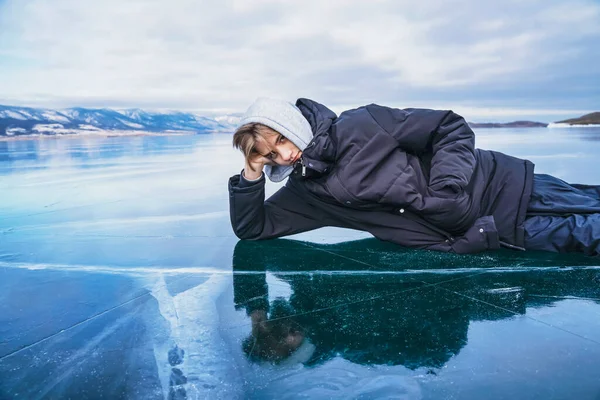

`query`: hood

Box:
[295,98,337,138]
[293,98,338,177]
[238,97,314,182]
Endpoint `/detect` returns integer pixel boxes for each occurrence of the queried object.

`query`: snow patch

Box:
[122,110,149,120]
[214,115,241,125]
[5,127,27,136]
[2,110,27,120]
[41,111,70,123]
[33,123,65,132]
[61,109,80,119]
[117,118,144,129]
[78,124,101,131]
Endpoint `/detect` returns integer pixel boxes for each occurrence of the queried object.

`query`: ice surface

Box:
[1,129,600,399]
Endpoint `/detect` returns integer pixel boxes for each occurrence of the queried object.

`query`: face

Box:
[249,319,305,362]
[254,132,302,167]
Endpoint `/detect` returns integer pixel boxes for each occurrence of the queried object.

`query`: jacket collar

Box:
[292,98,338,179]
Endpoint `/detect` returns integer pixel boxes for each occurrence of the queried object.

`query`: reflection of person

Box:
[228,98,600,255]
[232,240,474,369]
[234,261,470,369]
[242,302,312,365]
[232,240,600,368]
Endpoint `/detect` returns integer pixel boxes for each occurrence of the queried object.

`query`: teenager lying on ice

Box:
[228,98,600,256]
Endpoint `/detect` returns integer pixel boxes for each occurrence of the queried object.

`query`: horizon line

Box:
[0,101,597,122]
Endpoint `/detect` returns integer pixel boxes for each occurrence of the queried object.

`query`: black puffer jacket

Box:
[229,98,534,253]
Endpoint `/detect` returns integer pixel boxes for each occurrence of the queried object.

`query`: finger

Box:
[247,154,267,164]
[250,156,271,166]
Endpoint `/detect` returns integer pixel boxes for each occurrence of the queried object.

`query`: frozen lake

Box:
[1,127,600,399]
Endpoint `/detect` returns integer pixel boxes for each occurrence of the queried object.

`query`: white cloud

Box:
[0,0,598,113]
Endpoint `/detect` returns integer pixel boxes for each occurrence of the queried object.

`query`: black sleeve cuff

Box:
[238,170,265,188]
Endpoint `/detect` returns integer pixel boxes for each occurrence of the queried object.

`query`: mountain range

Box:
[2,105,599,138]
[0,105,240,137]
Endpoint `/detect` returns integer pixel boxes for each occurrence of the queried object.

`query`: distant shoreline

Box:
[547,123,600,128]
[0,131,201,142]
[468,121,547,128]
[4,124,600,142]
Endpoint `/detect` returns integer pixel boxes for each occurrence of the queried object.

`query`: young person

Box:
[228,98,600,255]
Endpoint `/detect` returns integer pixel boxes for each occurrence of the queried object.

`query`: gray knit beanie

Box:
[239,97,313,182]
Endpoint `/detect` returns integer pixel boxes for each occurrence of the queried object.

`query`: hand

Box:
[250,309,268,336]
[244,155,271,180]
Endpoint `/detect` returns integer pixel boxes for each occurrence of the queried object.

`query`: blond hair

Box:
[232,123,280,170]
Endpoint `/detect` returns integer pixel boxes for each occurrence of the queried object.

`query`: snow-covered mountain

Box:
[0,105,239,137]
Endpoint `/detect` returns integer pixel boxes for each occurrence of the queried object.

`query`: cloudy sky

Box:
[0,0,598,121]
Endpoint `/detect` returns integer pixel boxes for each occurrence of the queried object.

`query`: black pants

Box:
[524,174,600,256]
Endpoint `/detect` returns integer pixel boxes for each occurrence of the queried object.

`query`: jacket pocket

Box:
[451,215,500,254]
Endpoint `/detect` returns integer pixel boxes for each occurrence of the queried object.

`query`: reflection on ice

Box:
[230,240,600,398]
